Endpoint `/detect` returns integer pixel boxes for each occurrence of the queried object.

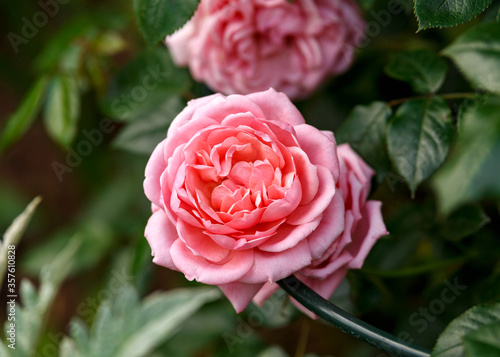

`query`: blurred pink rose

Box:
[254,143,388,310]
[144,88,351,312]
[166,0,365,99]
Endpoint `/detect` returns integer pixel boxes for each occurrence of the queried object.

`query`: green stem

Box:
[387,92,476,107]
[278,276,431,357]
[360,256,469,279]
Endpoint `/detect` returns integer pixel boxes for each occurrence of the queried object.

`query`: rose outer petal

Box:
[219,282,264,313]
[240,239,312,284]
[144,209,178,270]
[347,201,388,269]
[165,21,195,66]
[170,239,255,285]
[247,88,306,126]
[294,124,340,182]
[144,139,167,208]
[306,190,345,260]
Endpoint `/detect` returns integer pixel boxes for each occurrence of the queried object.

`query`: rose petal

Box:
[247,88,306,126]
[170,240,255,285]
[144,209,178,270]
[240,239,312,284]
[286,166,336,225]
[144,140,167,208]
[261,176,302,222]
[297,267,348,301]
[306,190,345,259]
[295,124,340,181]
[165,21,196,65]
[177,220,230,263]
[253,282,280,306]
[347,201,388,269]
[258,218,321,253]
[191,94,266,124]
[288,146,319,205]
[219,282,264,313]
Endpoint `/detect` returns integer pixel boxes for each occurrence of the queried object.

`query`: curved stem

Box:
[387,92,476,107]
[277,275,431,357]
[360,256,469,279]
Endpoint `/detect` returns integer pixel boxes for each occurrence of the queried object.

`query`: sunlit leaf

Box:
[432,302,500,357]
[0,196,41,289]
[463,323,500,356]
[442,22,500,95]
[1,237,81,356]
[43,74,80,147]
[433,96,500,214]
[60,286,221,357]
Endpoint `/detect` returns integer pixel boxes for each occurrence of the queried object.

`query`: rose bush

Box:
[166,0,365,99]
[143,88,386,312]
[254,144,387,309]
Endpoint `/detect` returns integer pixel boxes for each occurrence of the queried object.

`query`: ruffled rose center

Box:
[179,123,297,237]
[211,1,325,68]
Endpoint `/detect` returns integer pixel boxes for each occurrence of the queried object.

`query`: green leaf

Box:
[432,96,500,214]
[435,204,490,241]
[155,301,236,357]
[387,96,452,195]
[43,74,81,147]
[336,102,392,172]
[431,302,500,357]
[0,196,42,289]
[134,0,200,47]
[112,96,183,154]
[385,49,448,94]
[21,220,114,277]
[414,0,493,31]
[257,346,290,357]
[463,323,500,356]
[34,18,95,73]
[103,47,190,121]
[442,22,500,95]
[62,286,221,357]
[2,237,81,356]
[0,77,49,153]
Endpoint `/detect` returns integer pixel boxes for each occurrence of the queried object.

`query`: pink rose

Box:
[166,0,365,99]
[254,143,388,310]
[144,88,350,312]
